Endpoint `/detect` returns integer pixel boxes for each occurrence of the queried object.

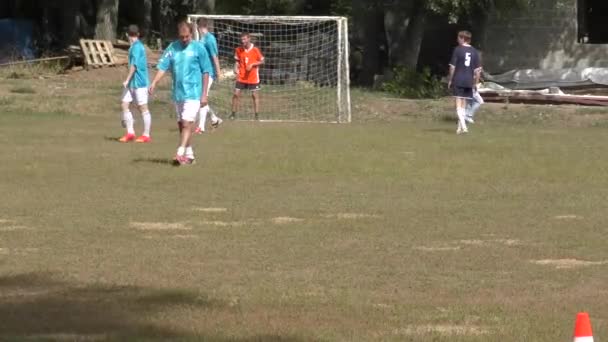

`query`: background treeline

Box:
[0,0,526,88]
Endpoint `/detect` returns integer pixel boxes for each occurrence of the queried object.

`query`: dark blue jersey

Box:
[449,45,481,88]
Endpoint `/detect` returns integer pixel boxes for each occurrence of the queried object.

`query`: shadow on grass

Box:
[132,157,177,166]
[0,273,313,341]
[423,128,456,134]
[104,136,121,142]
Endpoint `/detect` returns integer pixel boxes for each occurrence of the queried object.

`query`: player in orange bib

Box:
[230,32,264,120]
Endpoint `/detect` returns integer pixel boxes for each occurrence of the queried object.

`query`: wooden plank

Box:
[86,40,102,66]
[0,56,70,68]
[94,41,109,65]
[481,92,608,107]
[79,39,93,67]
[105,41,116,64]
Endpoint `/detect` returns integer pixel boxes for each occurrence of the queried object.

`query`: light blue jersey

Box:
[128,40,149,88]
[157,40,213,102]
[200,32,218,79]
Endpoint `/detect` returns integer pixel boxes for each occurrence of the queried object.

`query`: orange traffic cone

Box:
[573,312,594,342]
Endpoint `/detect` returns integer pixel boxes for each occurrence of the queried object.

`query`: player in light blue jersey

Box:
[195,18,223,134]
[149,21,213,166]
[119,25,152,143]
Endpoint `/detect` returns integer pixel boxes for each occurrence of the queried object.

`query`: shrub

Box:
[382,67,446,99]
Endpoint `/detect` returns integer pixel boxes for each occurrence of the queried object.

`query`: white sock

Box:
[457,108,468,131]
[177,146,186,156]
[142,111,151,136]
[198,106,209,130]
[210,108,219,123]
[123,111,134,134]
[185,146,194,159]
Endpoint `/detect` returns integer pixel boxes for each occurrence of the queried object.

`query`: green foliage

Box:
[382,67,445,99]
[425,0,531,23]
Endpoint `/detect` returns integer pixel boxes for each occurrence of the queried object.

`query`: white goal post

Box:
[187,15,351,123]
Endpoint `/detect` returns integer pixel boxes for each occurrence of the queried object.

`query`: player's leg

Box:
[465,98,475,124]
[119,88,136,142]
[251,89,260,121]
[456,96,468,134]
[174,102,187,163]
[468,90,483,120]
[230,84,242,120]
[208,78,222,128]
[182,101,200,164]
[196,78,214,134]
[134,88,152,142]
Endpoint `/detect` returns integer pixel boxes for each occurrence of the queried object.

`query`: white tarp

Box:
[485,68,608,90]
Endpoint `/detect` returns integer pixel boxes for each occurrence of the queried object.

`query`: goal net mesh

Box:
[188,15,350,123]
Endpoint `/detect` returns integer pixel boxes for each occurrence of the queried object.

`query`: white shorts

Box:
[122,87,149,106]
[175,100,201,122]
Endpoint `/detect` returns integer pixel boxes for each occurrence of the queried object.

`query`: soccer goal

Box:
[187,15,351,123]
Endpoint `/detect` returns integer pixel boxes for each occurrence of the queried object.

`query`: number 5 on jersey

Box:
[464,52,471,67]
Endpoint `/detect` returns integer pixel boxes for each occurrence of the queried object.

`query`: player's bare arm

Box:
[448,65,455,88]
[201,72,210,106]
[213,56,221,81]
[124,65,136,88]
[474,68,482,88]
[149,70,166,95]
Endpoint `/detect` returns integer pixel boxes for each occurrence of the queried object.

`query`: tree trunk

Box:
[402,4,426,70]
[60,0,80,47]
[352,0,381,86]
[383,1,411,68]
[95,0,119,41]
[383,0,427,69]
[193,0,215,13]
[141,0,152,37]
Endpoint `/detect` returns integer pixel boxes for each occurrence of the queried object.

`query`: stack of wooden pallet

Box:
[79,39,116,69]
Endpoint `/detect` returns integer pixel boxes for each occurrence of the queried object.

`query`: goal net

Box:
[187,15,351,123]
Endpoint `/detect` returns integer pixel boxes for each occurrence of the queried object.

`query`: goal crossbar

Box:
[187,15,347,22]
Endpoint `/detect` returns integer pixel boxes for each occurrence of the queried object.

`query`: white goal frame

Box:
[187,14,351,123]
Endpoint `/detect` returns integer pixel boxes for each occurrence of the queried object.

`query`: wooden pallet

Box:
[79,39,116,69]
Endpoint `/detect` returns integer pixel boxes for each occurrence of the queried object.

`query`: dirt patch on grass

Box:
[415,246,462,252]
[271,217,305,224]
[130,222,191,231]
[200,220,256,227]
[458,239,486,246]
[492,239,524,246]
[531,259,608,269]
[171,234,200,239]
[323,213,381,220]
[0,225,31,231]
[394,324,489,336]
[554,215,583,220]
[192,207,228,213]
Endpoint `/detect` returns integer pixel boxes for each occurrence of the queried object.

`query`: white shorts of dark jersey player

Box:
[452,86,473,100]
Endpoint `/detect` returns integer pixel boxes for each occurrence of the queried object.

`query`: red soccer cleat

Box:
[194,127,205,135]
[135,135,151,143]
[119,134,136,143]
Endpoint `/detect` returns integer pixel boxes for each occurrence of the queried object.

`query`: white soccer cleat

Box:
[465,116,475,124]
[211,117,223,129]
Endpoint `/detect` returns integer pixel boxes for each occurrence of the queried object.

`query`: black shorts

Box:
[452,86,473,99]
[235,82,261,91]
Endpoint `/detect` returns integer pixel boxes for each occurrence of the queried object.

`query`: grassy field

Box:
[1,67,608,341]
